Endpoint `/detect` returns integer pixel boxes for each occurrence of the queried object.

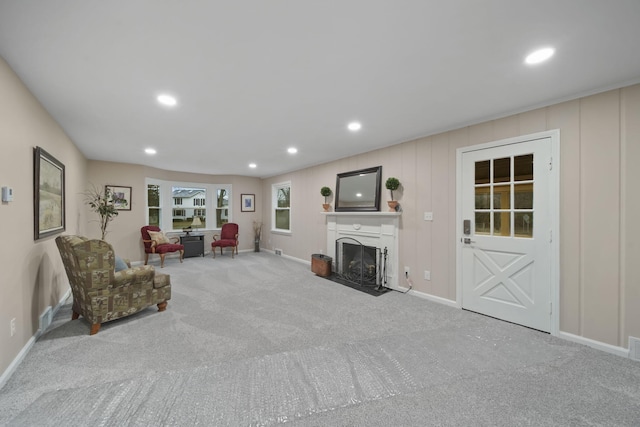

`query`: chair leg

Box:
[179,249,184,263]
[157,301,168,312]
[212,247,216,258]
[144,253,149,265]
[160,253,165,268]
[231,246,235,258]
[90,323,101,335]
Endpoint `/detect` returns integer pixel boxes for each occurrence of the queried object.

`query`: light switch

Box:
[2,187,13,202]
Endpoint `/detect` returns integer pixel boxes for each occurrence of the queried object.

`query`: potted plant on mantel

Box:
[320,186,332,212]
[385,177,400,212]
[84,185,123,240]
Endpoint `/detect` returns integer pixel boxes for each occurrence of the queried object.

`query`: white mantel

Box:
[322,211,401,288]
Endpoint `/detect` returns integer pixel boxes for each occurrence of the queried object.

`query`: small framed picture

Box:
[105,185,132,211]
[241,194,255,212]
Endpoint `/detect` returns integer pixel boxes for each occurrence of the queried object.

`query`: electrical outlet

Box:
[424,212,433,221]
[10,318,16,337]
[404,266,410,278]
[424,270,431,280]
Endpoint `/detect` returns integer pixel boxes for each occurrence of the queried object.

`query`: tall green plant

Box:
[84,185,121,240]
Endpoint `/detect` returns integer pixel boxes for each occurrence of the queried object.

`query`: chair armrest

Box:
[113,265,155,287]
[213,234,220,241]
[143,238,158,252]
[169,236,180,244]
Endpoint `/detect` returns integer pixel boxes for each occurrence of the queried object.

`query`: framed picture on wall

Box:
[34,146,65,240]
[105,185,132,210]
[241,194,255,212]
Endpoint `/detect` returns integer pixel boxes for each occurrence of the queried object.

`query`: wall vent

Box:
[39,306,53,333]
[630,337,640,361]
[274,248,282,256]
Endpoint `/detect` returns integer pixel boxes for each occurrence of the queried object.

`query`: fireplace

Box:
[323,211,400,289]
[335,237,387,290]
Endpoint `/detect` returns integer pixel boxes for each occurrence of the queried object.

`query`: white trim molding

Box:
[0,288,71,390]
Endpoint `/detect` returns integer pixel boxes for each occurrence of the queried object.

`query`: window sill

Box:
[271,229,292,236]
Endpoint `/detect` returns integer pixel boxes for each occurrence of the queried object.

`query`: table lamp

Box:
[191,216,202,233]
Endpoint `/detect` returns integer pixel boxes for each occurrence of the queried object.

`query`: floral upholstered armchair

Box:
[55,235,171,335]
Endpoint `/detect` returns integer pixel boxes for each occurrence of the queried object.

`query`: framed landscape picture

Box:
[241,194,255,212]
[106,185,132,210]
[34,146,65,240]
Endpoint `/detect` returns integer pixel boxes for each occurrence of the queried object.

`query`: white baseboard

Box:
[263,249,311,265]
[0,335,36,391]
[558,331,631,359]
[0,288,71,390]
[387,285,459,308]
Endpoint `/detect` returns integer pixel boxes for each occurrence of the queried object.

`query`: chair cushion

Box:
[154,243,184,254]
[211,239,236,248]
[153,272,171,289]
[148,230,171,245]
[114,256,128,272]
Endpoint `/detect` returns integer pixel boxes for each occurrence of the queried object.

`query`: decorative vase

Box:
[387,200,399,212]
[254,240,260,252]
[322,203,330,212]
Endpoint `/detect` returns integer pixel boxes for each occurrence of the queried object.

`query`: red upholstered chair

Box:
[141,225,184,268]
[211,223,239,258]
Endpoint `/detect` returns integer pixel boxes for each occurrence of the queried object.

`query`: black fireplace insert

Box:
[334,237,387,291]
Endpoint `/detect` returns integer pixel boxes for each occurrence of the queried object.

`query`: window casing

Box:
[272,181,291,233]
[215,189,229,228]
[147,184,161,227]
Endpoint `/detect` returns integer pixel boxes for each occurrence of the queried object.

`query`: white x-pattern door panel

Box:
[461,137,552,332]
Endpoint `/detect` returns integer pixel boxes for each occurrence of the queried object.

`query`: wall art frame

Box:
[241,194,255,212]
[34,146,65,240]
[105,185,132,210]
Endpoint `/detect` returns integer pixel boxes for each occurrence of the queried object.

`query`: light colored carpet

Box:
[1,252,639,426]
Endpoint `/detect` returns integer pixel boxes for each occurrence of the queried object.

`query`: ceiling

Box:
[1,1,639,178]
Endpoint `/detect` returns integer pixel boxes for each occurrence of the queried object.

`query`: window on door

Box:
[474,154,534,238]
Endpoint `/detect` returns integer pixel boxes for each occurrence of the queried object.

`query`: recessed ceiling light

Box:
[157,94,177,106]
[249,163,257,168]
[356,193,362,198]
[525,47,555,65]
[287,147,298,154]
[348,121,362,132]
[145,148,157,155]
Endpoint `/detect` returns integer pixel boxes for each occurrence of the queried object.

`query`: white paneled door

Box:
[461,136,553,332]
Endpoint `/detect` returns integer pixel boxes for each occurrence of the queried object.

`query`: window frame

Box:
[145,178,232,231]
[271,181,291,234]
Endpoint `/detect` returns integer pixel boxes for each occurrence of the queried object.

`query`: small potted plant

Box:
[320,186,332,211]
[385,177,400,212]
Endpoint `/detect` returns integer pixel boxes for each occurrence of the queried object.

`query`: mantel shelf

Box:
[320,211,401,217]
